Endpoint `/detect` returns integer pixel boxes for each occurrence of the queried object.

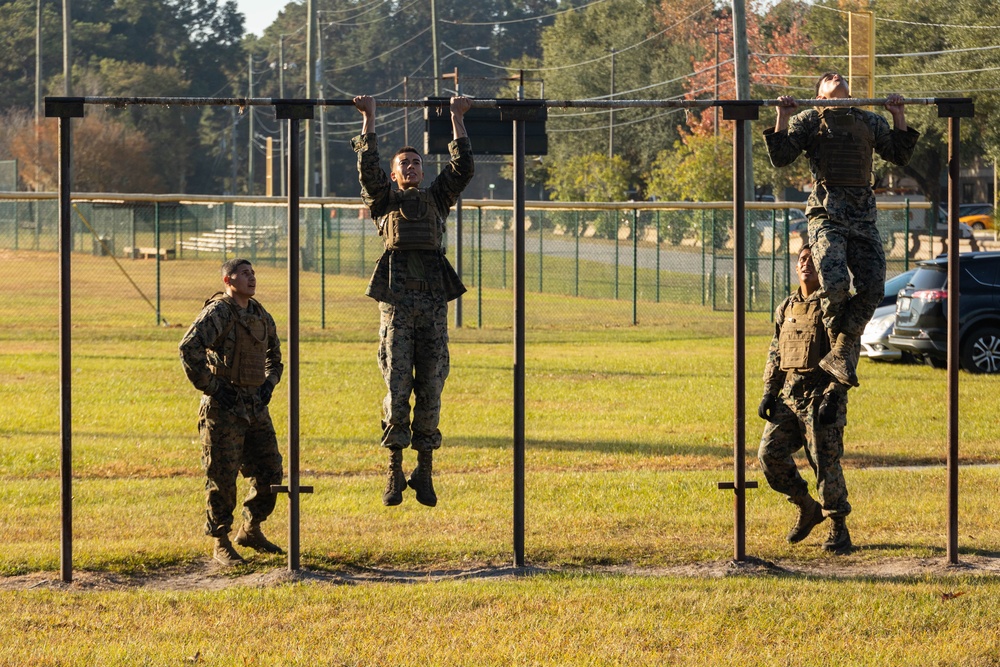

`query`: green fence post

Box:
[336,207,342,274]
[632,208,638,325]
[711,210,717,310]
[655,210,661,303]
[155,201,162,326]
[502,215,507,290]
[360,211,366,277]
[904,198,910,272]
[614,211,619,300]
[321,204,326,330]
[701,211,706,306]
[574,211,580,297]
[538,210,544,293]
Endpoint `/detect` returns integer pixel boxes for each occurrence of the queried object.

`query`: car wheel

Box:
[960,326,1000,373]
[972,222,985,230]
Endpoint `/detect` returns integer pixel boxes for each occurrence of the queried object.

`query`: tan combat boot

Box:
[822,516,852,552]
[819,332,860,388]
[383,449,406,506]
[787,495,825,544]
[235,521,284,554]
[408,450,437,507]
[212,534,245,566]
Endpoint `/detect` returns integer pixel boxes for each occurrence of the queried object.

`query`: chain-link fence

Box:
[1,192,943,331]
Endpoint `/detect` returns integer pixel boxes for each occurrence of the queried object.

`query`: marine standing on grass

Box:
[179,258,284,566]
[352,94,475,507]
[757,245,851,553]
[764,72,919,388]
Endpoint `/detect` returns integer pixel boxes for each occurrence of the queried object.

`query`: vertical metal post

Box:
[574,211,580,297]
[288,115,302,570]
[904,199,910,272]
[59,115,73,583]
[716,102,760,563]
[46,98,83,583]
[614,213,619,299]
[937,98,973,565]
[513,118,526,568]
[538,210,544,293]
[947,116,962,565]
[273,102,315,571]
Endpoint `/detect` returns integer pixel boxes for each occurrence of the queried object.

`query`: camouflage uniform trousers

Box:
[378,289,450,452]
[758,394,852,518]
[809,212,886,338]
[198,396,283,537]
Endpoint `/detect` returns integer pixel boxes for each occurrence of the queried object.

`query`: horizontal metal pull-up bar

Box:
[45,95,970,110]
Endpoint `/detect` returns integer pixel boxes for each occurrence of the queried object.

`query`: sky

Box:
[234,0,286,37]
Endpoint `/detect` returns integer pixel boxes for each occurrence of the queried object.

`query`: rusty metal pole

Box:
[45,98,83,583]
[717,102,760,563]
[272,102,316,571]
[937,99,973,565]
[513,117,526,568]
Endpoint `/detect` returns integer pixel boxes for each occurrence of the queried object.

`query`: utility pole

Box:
[62,0,70,95]
[318,19,328,196]
[248,53,254,195]
[609,48,616,159]
[714,28,720,138]
[304,0,316,196]
[732,0,754,198]
[431,0,440,96]
[279,36,286,197]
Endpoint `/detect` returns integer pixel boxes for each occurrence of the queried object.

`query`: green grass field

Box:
[2,250,999,665]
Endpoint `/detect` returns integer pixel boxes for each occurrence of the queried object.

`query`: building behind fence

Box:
[1,192,973,329]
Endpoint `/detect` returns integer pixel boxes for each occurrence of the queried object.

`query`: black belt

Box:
[405,279,431,291]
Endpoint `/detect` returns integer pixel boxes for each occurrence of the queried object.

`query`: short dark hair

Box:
[797,244,812,261]
[815,72,848,97]
[222,258,252,278]
[392,146,421,164]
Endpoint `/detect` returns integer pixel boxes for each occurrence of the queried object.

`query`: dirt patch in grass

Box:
[4,554,1000,592]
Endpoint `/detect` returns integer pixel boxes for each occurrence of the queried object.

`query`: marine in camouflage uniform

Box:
[757,245,852,552]
[764,73,919,388]
[352,95,475,507]
[179,258,284,565]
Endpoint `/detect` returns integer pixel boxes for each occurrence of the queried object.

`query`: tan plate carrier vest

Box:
[778,298,827,372]
[816,108,875,188]
[206,294,268,388]
[381,189,442,251]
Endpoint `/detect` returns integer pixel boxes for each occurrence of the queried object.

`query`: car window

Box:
[884,270,916,297]
[962,259,1000,288]
[909,266,947,290]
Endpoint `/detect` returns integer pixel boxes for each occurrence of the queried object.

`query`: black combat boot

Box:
[819,332,860,388]
[408,450,437,507]
[383,449,406,506]
[235,521,284,554]
[822,516,852,552]
[212,534,245,567]
[787,495,825,543]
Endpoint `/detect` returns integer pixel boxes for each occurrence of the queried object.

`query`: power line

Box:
[438,0,616,27]
[324,26,431,73]
[446,2,714,73]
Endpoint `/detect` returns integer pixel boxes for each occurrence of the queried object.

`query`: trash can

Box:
[92,236,113,256]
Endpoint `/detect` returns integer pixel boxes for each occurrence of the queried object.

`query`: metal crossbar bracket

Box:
[45,98,85,118]
[716,481,759,490]
[936,99,975,118]
[270,485,315,494]
[275,102,315,120]
[721,102,761,121]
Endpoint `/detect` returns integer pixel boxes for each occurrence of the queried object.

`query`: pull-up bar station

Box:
[44,94,974,582]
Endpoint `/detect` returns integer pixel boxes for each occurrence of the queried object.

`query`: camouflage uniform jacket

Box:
[763,107,920,223]
[352,133,474,304]
[178,296,282,422]
[763,289,839,402]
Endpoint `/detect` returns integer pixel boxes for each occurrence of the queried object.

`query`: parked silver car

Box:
[861,268,918,362]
